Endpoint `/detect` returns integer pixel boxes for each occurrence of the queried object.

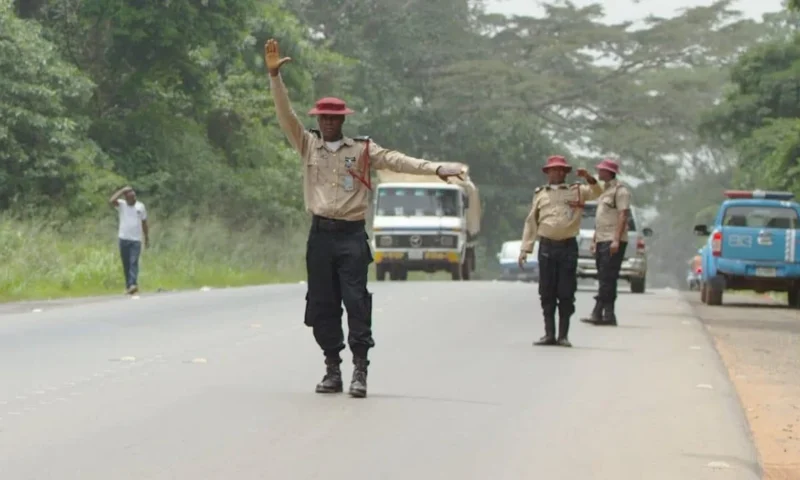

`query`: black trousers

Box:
[595,241,628,305]
[304,215,375,359]
[537,237,578,338]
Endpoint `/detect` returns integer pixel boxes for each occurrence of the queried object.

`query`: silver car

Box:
[575,201,653,293]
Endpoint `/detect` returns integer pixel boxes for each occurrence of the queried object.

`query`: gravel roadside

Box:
[684,291,800,479]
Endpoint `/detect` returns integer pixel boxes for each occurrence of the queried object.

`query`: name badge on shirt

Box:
[343,175,355,192]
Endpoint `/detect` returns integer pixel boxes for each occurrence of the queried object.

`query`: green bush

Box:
[0,215,308,301]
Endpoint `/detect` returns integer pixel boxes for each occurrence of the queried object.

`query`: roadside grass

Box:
[0,215,308,302]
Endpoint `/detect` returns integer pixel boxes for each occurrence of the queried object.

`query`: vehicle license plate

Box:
[755,267,776,277]
[408,250,423,260]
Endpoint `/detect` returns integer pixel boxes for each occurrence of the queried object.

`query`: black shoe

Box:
[533,335,557,346]
[315,357,343,394]
[599,303,617,326]
[349,358,369,398]
[580,298,603,324]
[557,337,572,347]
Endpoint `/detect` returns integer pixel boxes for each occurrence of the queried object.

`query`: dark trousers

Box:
[304,215,375,360]
[119,239,142,288]
[537,237,578,338]
[595,241,628,305]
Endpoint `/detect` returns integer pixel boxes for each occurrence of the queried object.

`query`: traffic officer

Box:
[264,39,464,398]
[580,159,630,326]
[518,155,603,347]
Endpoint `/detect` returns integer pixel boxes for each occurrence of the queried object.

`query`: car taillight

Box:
[636,238,646,254]
[711,231,722,256]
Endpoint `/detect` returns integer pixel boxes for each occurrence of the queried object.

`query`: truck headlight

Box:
[440,235,454,247]
[378,235,393,247]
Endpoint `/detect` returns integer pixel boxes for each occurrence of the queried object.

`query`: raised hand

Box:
[264,38,292,76]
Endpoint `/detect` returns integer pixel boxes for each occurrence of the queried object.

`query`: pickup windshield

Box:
[376,187,460,216]
[722,205,799,228]
[580,203,637,231]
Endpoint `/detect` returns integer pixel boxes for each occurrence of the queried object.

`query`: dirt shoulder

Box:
[684,291,800,479]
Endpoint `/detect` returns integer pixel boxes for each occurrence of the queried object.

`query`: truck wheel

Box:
[630,277,646,294]
[700,283,708,303]
[788,288,800,308]
[376,265,387,281]
[451,265,462,281]
[460,257,471,280]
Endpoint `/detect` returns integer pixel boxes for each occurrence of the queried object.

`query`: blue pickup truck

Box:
[693,190,800,307]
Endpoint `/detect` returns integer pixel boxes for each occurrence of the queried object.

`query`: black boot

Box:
[534,316,557,345]
[557,313,572,347]
[315,356,343,394]
[349,357,369,398]
[598,301,617,326]
[580,296,603,324]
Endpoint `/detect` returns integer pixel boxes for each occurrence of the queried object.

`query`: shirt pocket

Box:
[602,195,615,208]
[307,152,326,184]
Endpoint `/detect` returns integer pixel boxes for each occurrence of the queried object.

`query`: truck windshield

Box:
[580,203,637,231]
[722,205,799,228]
[376,187,460,216]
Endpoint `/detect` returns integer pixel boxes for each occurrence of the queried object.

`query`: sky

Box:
[485,0,786,22]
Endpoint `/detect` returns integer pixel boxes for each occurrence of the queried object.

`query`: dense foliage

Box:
[1,0,798,295]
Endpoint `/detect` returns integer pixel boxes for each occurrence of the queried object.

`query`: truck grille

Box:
[376,234,457,248]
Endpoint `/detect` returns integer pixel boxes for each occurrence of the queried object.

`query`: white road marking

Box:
[190,358,207,364]
[696,384,714,389]
[32,308,42,313]
[689,346,701,350]
[707,461,730,468]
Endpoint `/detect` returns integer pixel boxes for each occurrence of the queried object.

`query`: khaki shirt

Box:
[270,74,445,221]
[594,179,631,243]
[521,182,603,253]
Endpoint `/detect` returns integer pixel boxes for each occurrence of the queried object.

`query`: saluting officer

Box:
[580,159,631,326]
[518,156,603,347]
[264,39,463,398]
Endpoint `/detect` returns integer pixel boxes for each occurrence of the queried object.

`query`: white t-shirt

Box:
[116,199,147,241]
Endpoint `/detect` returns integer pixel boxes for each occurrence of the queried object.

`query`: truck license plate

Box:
[408,250,423,260]
[755,267,776,277]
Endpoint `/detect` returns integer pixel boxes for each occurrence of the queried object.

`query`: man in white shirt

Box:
[109,186,149,294]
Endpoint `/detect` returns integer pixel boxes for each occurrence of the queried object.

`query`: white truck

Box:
[369,167,481,281]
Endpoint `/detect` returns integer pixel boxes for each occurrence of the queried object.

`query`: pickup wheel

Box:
[630,277,646,294]
[706,283,723,306]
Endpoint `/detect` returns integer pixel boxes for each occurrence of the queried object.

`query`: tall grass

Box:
[0,215,309,301]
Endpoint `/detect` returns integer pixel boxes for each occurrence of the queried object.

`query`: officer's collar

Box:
[546,183,570,190]
[604,178,618,189]
[315,136,354,149]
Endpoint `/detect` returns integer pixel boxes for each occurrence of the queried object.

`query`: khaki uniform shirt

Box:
[521,182,603,253]
[594,179,631,243]
[270,75,445,221]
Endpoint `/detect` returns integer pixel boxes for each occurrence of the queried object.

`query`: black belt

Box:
[538,236,577,246]
[311,215,365,234]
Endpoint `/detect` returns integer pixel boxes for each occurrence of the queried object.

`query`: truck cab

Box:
[693,190,800,307]
[371,180,477,281]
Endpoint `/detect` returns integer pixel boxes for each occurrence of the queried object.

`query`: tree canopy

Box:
[2,0,797,285]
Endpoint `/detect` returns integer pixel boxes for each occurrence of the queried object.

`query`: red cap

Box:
[596,158,620,174]
[542,155,572,173]
[308,97,355,116]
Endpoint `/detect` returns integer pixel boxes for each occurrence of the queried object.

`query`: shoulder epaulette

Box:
[353,135,370,141]
[308,128,321,138]
[534,186,545,193]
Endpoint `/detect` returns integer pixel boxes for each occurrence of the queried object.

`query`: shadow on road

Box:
[367,393,501,406]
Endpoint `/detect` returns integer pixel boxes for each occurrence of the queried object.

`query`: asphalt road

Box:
[0,282,761,479]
